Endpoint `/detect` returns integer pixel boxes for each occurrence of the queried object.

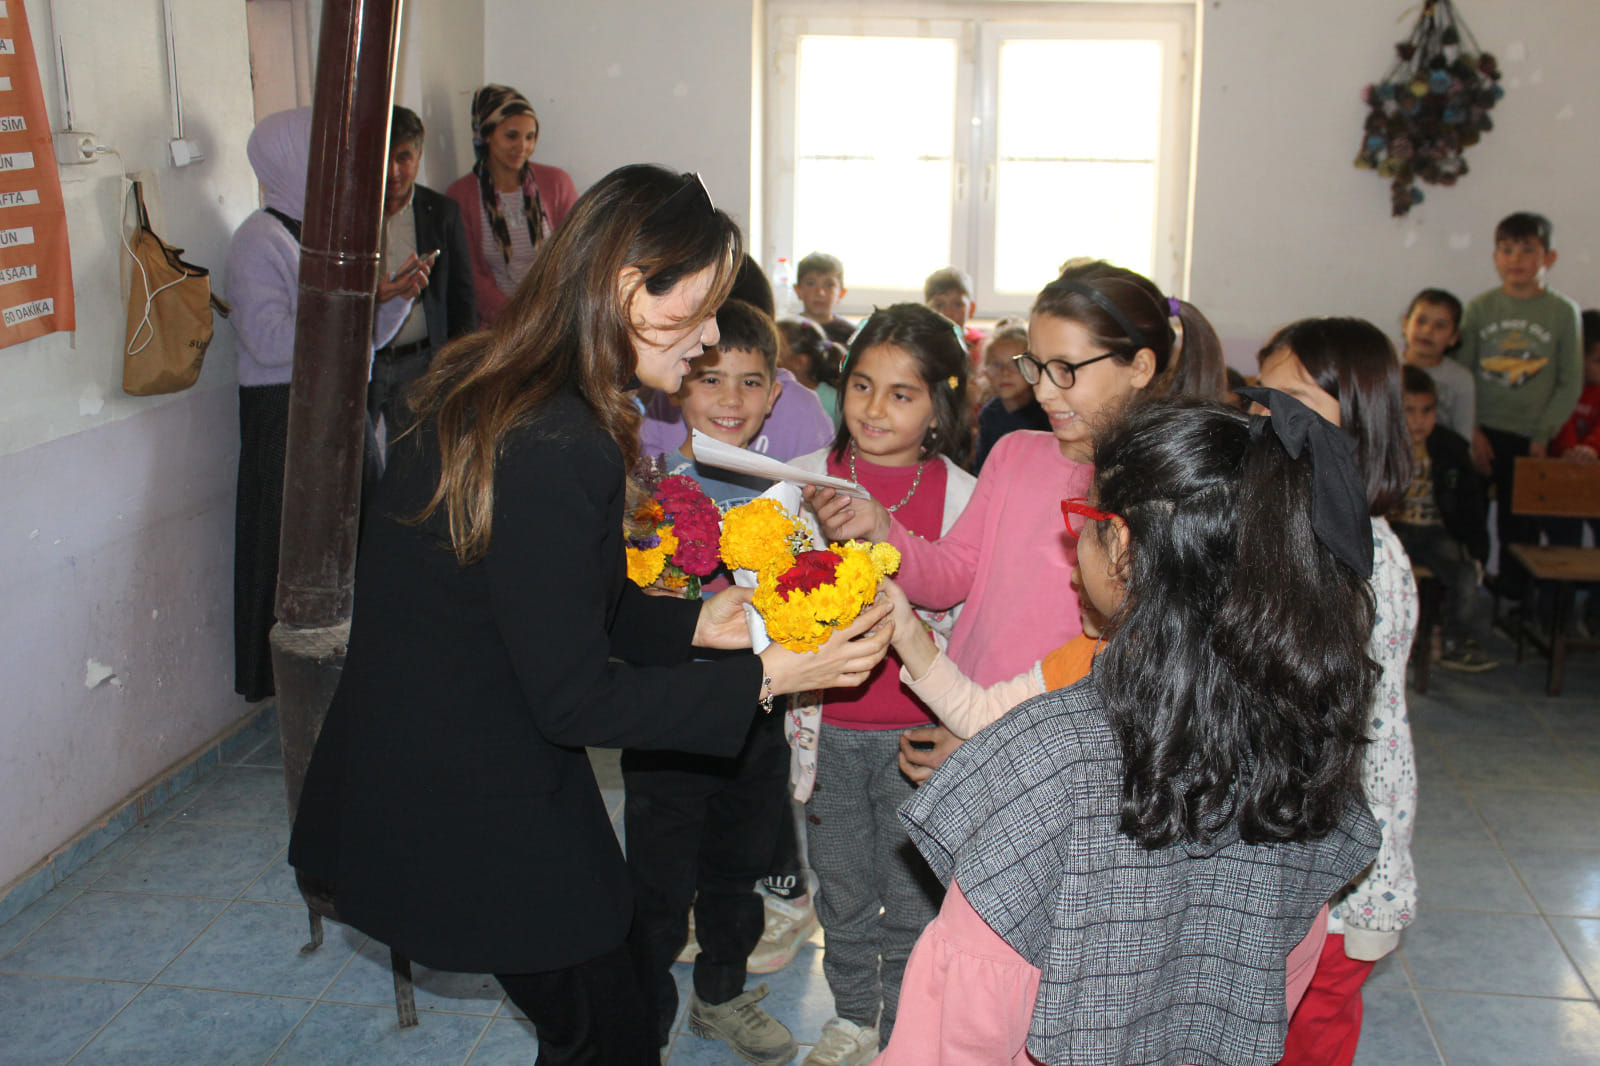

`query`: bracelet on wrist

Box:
[759,674,775,714]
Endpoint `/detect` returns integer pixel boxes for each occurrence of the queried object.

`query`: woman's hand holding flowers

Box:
[759,598,893,696]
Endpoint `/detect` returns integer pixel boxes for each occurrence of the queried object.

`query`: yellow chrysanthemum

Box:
[626,546,666,587]
[754,583,834,652]
[625,526,680,589]
[746,539,902,652]
[655,525,679,558]
[720,499,800,574]
[866,542,901,578]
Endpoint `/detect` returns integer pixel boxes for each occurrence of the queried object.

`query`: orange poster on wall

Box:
[0,0,73,348]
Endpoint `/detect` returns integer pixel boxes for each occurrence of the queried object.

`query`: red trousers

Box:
[1277,932,1377,1066]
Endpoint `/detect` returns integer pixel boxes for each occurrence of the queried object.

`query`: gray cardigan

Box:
[900,676,1380,1066]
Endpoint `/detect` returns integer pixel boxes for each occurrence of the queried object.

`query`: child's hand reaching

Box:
[899,724,962,784]
[803,485,891,543]
[882,579,939,681]
[882,579,919,641]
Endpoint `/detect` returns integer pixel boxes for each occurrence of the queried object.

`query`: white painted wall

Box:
[482,0,760,234]
[0,0,256,890]
[391,0,485,189]
[1190,0,1600,367]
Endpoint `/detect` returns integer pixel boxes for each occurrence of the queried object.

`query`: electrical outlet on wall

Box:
[53,130,95,165]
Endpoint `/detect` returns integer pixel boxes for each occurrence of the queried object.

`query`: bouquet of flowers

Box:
[624,462,723,599]
[720,498,900,652]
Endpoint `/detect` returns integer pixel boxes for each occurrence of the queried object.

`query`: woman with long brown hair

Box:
[289,164,890,1065]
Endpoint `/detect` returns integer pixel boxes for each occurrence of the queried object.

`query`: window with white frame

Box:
[765,4,1196,318]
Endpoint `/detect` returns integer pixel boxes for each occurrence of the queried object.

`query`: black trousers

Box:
[1482,426,1535,598]
[367,342,432,444]
[496,933,658,1066]
[622,710,789,1045]
[764,793,805,897]
[765,696,806,899]
[1394,522,1490,645]
[234,385,384,701]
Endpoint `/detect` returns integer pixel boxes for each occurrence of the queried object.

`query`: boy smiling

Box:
[666,298,785,509]
[631,299,802,1063]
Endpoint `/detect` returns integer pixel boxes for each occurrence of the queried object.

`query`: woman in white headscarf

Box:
[446,84,578,327]
[227,107,425,702]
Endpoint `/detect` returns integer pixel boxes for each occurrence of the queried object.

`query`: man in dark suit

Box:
[369,106,476,442]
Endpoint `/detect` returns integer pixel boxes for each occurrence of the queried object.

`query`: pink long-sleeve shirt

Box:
[889,431,1092,687]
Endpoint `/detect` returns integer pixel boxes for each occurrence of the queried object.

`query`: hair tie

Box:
[1235,386,1373,579]
[947,375,959,390]
[1167,296,1182,317]
[1057,280,1151,354]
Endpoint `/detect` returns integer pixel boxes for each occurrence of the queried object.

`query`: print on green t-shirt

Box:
[1476,318,1553,389]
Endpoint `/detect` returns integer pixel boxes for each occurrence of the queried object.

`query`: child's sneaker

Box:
[687,984,798,1065]
[1440,639,1498,673]
[677,911,700,963]
[802,1018,879,1066]
[747,891,818,974]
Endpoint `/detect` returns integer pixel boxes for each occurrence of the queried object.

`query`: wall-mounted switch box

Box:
[53,130,96,165]
[168,138,204,167]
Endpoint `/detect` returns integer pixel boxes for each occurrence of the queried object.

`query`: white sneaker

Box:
[747,891,818,974]
[802,1018,878,1066]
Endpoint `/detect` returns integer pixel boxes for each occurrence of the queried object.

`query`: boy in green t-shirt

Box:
[1452,211,1584,598]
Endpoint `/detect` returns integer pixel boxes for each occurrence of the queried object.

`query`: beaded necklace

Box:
[849,444,927,513]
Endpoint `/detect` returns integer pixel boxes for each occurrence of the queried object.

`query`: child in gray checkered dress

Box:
[879,396,1383,1066]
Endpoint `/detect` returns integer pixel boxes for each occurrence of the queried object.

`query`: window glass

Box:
[993,38,1163,291]
[793,36,957,290]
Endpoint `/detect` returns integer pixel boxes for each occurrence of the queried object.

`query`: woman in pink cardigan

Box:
[446,84,578,327]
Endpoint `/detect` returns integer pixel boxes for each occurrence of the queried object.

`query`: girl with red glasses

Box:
[875,396,1382,1066]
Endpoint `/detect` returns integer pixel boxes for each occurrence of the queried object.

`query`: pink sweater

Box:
[446,163,579,328]
[890,431,1092,687]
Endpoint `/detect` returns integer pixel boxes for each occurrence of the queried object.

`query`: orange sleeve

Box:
[1040,634,1097,691]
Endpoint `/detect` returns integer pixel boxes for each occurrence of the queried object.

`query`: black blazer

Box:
[288,385,763,974]
[410,184,476,349]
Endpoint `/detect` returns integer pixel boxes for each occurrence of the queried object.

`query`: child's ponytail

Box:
[1164,299,1228,401]
[1091,398,1375,849]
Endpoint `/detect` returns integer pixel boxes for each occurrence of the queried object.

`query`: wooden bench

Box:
[1505,457,1600,696]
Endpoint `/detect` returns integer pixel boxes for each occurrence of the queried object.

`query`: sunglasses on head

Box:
[646,172,715,229]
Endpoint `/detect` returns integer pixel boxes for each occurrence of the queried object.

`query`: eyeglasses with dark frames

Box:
[1060,497,1120,538]
[1014,350,1120,390]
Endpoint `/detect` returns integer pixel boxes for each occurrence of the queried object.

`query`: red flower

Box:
[777,550,842,596]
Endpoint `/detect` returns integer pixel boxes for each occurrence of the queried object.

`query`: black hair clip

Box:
[1236,386,1373,579]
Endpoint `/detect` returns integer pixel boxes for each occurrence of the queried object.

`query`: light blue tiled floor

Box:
[1,644,1597,1064]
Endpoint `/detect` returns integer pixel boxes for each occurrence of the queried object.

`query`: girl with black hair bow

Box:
[876,396,1383,1066]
